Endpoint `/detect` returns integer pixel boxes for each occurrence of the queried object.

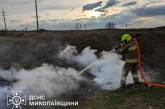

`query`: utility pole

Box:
[35,0,39,30]
[75,23,79,30]
[84,24,87,30]
[126,24,128,29]
[79,24,81,30]
[2,8,7,31]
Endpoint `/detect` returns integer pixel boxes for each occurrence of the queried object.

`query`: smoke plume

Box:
[59,45,141,90]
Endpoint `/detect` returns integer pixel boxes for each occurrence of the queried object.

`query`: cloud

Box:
[0,0,8,4]
[0,0,34,5]
[74,12,137,28]
[129,16,165,28]
[1,0,165,30]
[104,0,118,8]
[9,19,20,23]
[95,8,105,12]
[9,0,44,5]
[42,5,72,11]
[95,0,118,12]
[83,1,102,11]
[106,13,136,24]
[123,1,137,7]
[132,5,165,17]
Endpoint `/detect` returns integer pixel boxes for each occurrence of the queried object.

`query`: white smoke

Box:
[0,64,84,97]
[59,45,78,63]
[0,67,17,81]
[59,45,142,90]
[0,44,142,103]
[0,44,145,108]
[59,45,97,66]
[76,47,97,66]
[0,87,8,108]
[90,52,134,90]
[14,64,83,97]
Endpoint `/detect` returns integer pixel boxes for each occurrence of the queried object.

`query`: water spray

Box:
[79,49,116,74]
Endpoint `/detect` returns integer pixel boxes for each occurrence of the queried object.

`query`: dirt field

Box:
[0,27,164,82]
[77,85,165,109]
[0,27,165,109]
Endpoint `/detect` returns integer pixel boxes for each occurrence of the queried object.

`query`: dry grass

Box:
[0,28,164,81]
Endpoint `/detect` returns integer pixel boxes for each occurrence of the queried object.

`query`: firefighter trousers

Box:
[121,62,139,85]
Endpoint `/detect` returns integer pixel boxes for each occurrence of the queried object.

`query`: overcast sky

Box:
[0,0,165,30]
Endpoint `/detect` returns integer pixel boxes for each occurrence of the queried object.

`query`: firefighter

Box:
[116,33,140,87]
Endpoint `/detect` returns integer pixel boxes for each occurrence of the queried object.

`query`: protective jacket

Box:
[118,40,138,63]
